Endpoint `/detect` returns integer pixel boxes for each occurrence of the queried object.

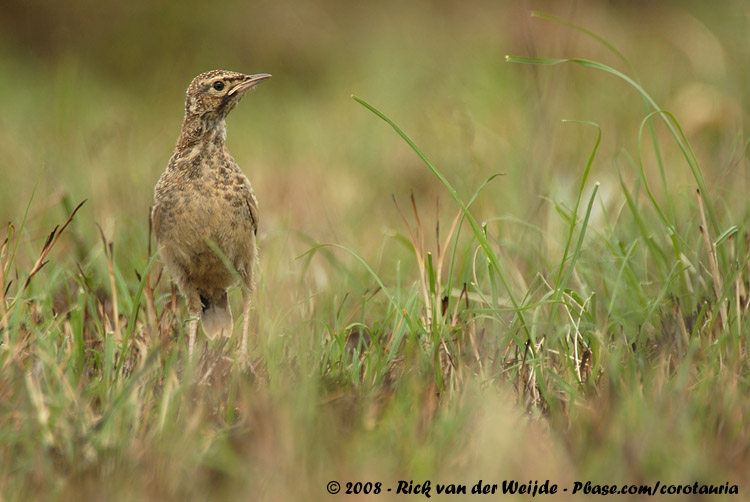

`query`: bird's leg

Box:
[185,292,202,362]
[240,289,252,363]
[188,313,200,360]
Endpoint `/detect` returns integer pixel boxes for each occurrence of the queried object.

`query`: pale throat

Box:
[178,114,228,150]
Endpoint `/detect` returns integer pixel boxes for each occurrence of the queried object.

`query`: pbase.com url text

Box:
[328,479,739,497]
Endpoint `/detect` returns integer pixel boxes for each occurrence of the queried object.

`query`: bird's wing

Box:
[150,203,162,240]
[246,189,259,236]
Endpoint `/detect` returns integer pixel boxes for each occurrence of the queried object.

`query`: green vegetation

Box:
[1,1,748,500]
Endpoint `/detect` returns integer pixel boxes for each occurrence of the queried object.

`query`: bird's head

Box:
[184,70,271,122]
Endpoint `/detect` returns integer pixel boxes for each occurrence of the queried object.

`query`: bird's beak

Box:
[229,73,272,96]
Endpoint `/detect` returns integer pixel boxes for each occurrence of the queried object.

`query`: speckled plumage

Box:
[152,69,271,359]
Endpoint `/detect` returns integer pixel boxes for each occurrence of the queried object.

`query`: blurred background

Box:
[1,0,748,270]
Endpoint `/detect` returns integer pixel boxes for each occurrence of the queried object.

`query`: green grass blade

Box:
[553,121,601,301]
[352,94,532,343]
[505,55,713,228]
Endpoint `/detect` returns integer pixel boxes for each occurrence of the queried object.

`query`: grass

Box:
[1,3,749,500]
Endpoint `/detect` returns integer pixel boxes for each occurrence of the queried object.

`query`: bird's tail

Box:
[200,292,233,339]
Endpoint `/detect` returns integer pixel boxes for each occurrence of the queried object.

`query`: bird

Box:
[151,69,271,360]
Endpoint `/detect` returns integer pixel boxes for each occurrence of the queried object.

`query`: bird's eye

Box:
[213,81,225,91]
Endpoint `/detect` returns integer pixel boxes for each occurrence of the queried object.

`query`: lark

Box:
[152,69,271,360]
